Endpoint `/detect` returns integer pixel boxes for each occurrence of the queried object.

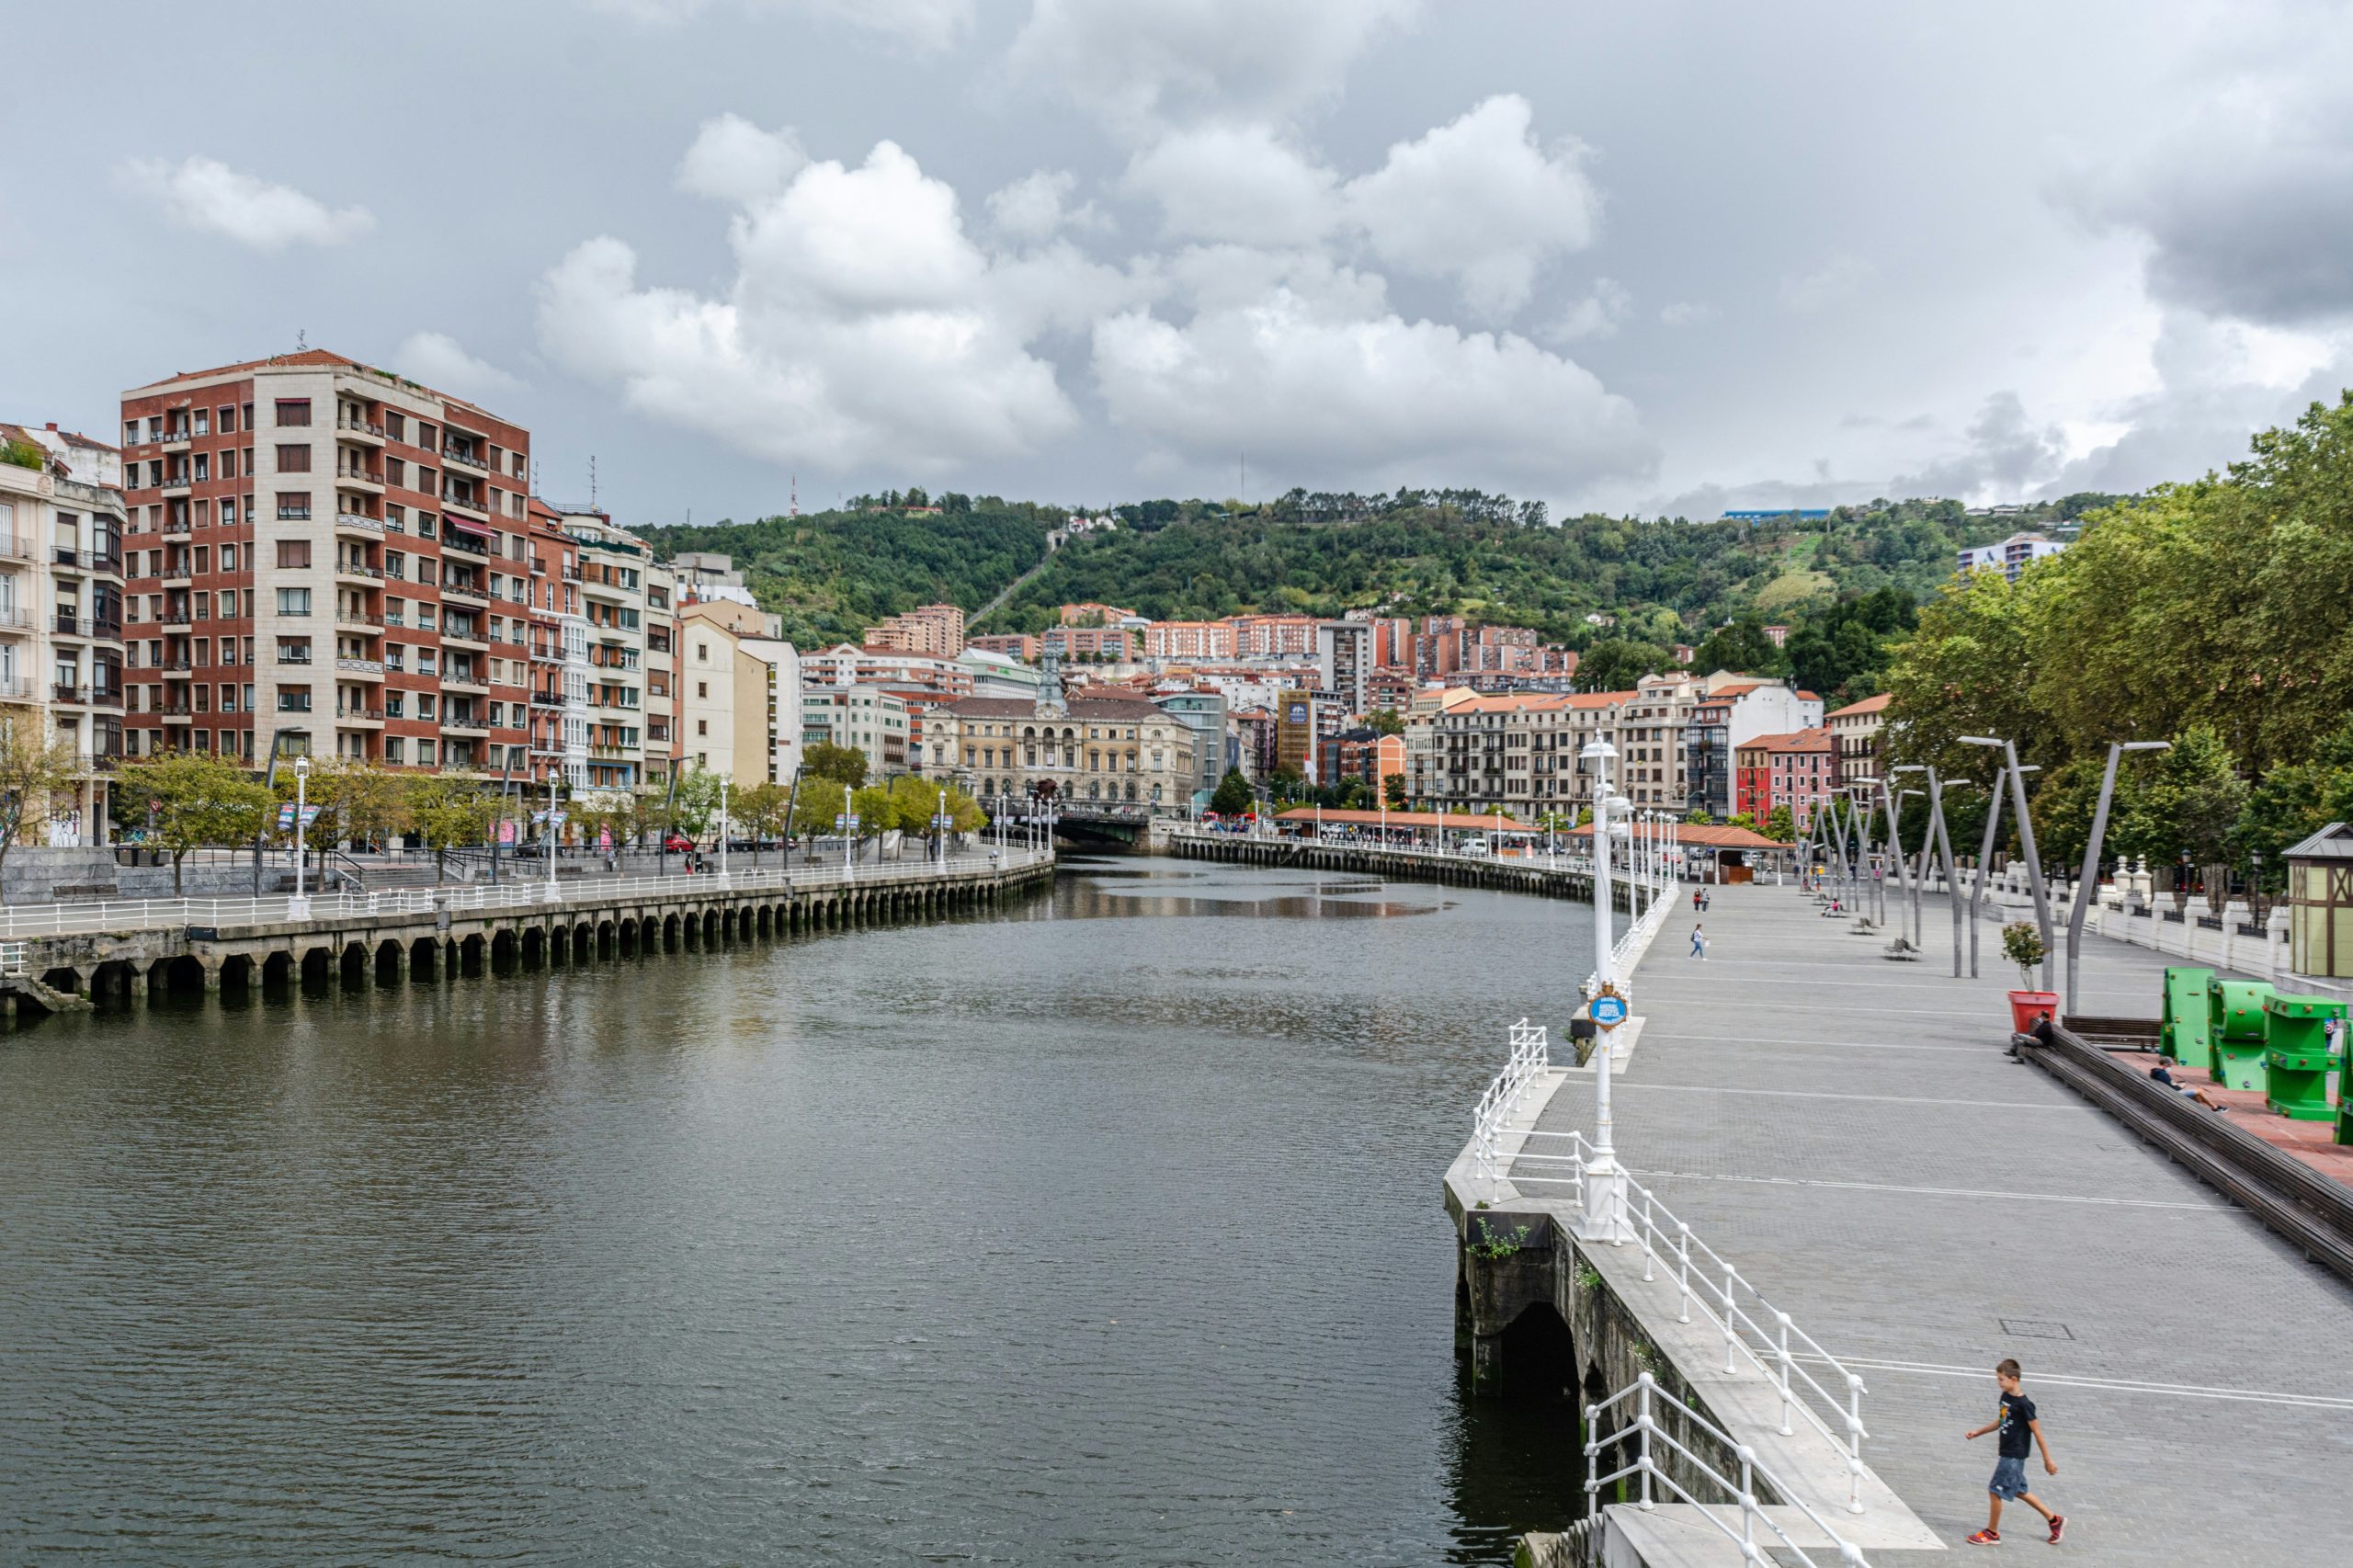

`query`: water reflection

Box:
[0,857,1588,1564]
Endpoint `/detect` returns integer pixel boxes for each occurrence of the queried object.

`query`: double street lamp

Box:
[1959,735,2053,993]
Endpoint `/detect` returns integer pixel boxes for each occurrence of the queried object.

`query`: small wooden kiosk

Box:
[2283,822,2353,979]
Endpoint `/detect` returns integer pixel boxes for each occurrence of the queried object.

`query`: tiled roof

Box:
[1827,693,1893,718]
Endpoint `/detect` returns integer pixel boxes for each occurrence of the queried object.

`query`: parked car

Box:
[662,832,695,853]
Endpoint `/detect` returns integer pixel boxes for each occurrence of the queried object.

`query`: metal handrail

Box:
[1509,1122,1870,1511]
[1471,1018,1550,1175]
[0,847,1053,938]
[1585,1372,1870,1565]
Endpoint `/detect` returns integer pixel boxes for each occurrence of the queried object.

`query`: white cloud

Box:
[676,114,807,205]
[1659,301,1716,327]
[1343,95,1600,315]
[1544,278,1633,344]
[1009,0,1423,137]
[1781,254,1874,314]
[119,156,373,252]
[538,138,1087,473]
[984,169,1108,242]
[1090,267,1653,488]
[394,333,525,401]
[591,0,972,48]
[1124,125,1338,245]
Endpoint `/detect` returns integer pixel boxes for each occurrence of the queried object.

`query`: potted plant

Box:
[2002,920,2058,1036]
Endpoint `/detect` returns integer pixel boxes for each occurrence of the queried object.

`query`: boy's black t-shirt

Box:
[1995,1392,2037,1459]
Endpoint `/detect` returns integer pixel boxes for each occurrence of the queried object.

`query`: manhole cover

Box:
[1999,1319,2075,1340]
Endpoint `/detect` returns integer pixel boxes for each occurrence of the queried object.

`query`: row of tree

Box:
[1883,392,2353,891]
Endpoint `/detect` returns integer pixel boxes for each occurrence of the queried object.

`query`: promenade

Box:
[1523,882,2353,1565]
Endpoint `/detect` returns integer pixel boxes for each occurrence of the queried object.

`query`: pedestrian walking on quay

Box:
[1964,1358,2064,1546]
[1693,886,1704,913]
[1689,923,1707,960]
[1700,888,1711,912]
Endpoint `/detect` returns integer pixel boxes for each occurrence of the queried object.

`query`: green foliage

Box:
[408,776,493,882]
[1466,1218,1534,1262]
[1575,640,1673,692]
[1382,771,1408,810]
[1365,708,1404,736]
[117,753,275,893]
[669,765,722,836]
[1209,767,1254,817]
[849,783,895,839]
[0,725,83,895]
[1693,615,1787,676]
[803,741,869,789]
[2232,717,2353,887]
[1762,804,1794,842]
[635,506,1051,648]
[791,776,848,838]
[2001,920,2047,976]
[2114,724,2247,870]
[0,439,46,472]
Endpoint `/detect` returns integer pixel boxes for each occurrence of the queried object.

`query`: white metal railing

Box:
[0,940,25,975]
[1471,1017,1550,1176]
[1507,1126,1870,1512]
[1584,881,1677,1000]
[1586,1372,1871,1565]
[0,847,1053,939]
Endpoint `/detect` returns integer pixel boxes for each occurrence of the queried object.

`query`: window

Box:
[697,719,709,736]
[276,540,312,569]
[278,687,312,712]
[277,587,312,616]
[417,740,436,766]
[218,404,236,434]
[697,681,709,699]
[385,412,404,441]
[221,544,237,571]
[277,494,312,520]
[276,442,312,470]
[274,400,311,428]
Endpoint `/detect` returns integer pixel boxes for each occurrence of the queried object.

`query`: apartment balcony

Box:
[51,683,94,707]
[440,716,492,736]
[335,609,384,630]
[153,702,194,718]
[53,614,124,641]
[157,659,193,675]
[335,417,386,447]
[0,676,36,704]
[530,690,563,707]
[0,536,34,564]
[0,605,33,634]
[440,445,488,474]
[52,547,123,576]
[161,565,195,586]
[335,707,386,727]
[441,494,490,522]
[335,561,383,584]
[442,672,490,694]
[334,511,382,534]
[439,625,489,651]
[163,516,192,537]
[159,430,193,453]
[440,525,488,556]
[440,579,487,605]
[335,468,385,496]
[159,479,192,498]
[335,656,386,677]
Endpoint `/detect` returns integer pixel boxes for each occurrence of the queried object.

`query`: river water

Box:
[0,858,1593,1564]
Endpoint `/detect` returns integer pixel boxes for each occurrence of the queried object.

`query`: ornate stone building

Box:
[920,649,1193,810]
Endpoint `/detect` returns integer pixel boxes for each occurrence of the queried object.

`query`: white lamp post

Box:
[1577,737,1629,1243]
[1961,735,2055,992]
[2065,741,2169,1016]
[290,753,311,916]
[718,776,731,882]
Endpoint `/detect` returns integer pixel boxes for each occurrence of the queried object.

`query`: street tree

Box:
[313,759,411,850]
[670,766,722,840]
[2115,723,2247,885]
[1209,768,1253,817]
[0,724,81,898]
[409,776,493,883]
[117,753,274,894]
[804,742,869,789]
[733,780,790,867]
[1365,708,1404,736]
[1762,804,1795,841]
[1381,772,1407,811]
[790,777,848,845]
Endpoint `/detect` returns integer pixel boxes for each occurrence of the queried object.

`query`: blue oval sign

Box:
[1591,994,1629,1027]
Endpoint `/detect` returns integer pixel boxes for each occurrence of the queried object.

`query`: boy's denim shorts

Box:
[1989,1456,2029,1499]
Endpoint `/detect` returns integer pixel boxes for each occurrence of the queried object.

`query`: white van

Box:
[1459,835,1492,858]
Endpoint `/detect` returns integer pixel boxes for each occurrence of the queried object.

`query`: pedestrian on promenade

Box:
[1689,923,1707,960]
[1693,886,1704,913]
[1964,1358,2064,1546]
[1700,888,1711,913]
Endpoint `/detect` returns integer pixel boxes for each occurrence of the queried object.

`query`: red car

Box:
[662,833,695,853]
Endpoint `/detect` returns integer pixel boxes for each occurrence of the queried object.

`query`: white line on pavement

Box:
[1614,1165,2235,1212]
[1567,1081,2079,1111]
[1638,1032,1988,1053]
[1795,1354,2353,1412]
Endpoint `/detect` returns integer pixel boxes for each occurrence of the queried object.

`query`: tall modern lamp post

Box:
[2065,740,2170,1017]
[1961,736,2054,992]
[1578,736,1627,1242]
[290,753,311,917]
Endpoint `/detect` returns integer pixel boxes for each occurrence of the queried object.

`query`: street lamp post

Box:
[1891,771,1933,949]
[291,754,311,916]
[1961,736,2055,993]
[718,777,731,882]
[1577,737,1627,1243]
[2065,740,2170,1017]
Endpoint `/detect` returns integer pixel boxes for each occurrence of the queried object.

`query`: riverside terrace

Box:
[0,849,1055,1022]
[1472,881,2353,1566]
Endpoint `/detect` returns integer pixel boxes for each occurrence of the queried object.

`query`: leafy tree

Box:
[1693,615,1788,676]
[1365,708,1404,736]
[1881,569,2053,778]
[2113,724,2247,875]
[313,758,411,850]
[409,776,493,883]
[1210,768,1254,816]
[1683,806,1712,824]
[1574,640,1672,693]
[2024,756,2109,873]
[1382,771,1407,810]
[2232,716,2353,889]
[733,779,790,865]
[790,776,848,841]
[850,783,897,847]
[670,765,723,838]
[118,753,274,894]
[1762,804,1794,842]
[0,725,82,897]
[805,742,869,789]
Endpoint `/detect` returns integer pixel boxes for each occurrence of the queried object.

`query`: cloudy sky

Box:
[6,0,2349,525]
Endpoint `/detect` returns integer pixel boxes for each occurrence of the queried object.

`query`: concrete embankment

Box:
[0,852,1056,1026]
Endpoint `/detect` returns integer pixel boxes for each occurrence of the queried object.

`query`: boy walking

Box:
[1964,1358,2064,1545]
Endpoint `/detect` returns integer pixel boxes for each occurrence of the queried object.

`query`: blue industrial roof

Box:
[1721,508,1832,521]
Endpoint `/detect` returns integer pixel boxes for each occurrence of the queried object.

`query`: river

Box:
[0,857,1593,1564]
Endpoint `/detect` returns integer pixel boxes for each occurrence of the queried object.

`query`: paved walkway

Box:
[1524,882,2353,1566]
